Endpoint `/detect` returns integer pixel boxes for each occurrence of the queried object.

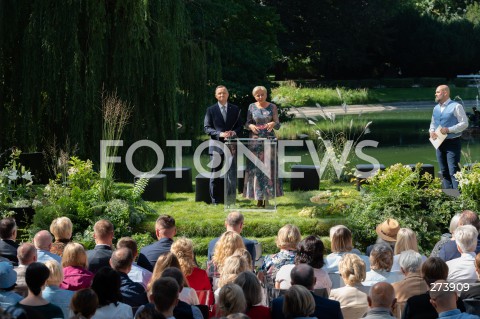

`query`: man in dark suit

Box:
[204,85,243,205]
[0,218,19,266]
[137,215,176,272]
[271,264,343,319]
[86,219,114,273]
[110,247,148,313]
[207,211,256,267]
[439,210,480,261]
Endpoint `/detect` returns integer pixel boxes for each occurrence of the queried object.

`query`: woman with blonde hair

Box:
[208,231,246,281]
[50,217,73,256]
[232,248,253,271]
[259,224,301,285]
[391,228,426,272]
[171,237,213,305]
[42,260,75,318]
[325,225,370,272]
[243,85,283,207]
[215,255,250,301]
[283,285,317,319]
[147,252,199,305]
[329,254,368,319]
[60,243,93,291]
[216,283,247,318]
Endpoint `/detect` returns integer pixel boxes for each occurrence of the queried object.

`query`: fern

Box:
[133,177,149,199]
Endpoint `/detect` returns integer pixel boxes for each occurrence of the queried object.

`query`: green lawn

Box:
[368,87,479,103]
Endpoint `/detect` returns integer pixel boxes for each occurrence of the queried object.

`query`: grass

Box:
[272,85,479,107]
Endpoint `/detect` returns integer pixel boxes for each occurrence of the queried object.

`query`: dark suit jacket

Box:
[119,272,148,312]
[207,236,256,266]
[204,102,243,154]
[0,239,19,266]
[403,292,465,319]
[271,291,343,319]
[439,238,480,261]
[86,244,112,273]
[137,238,174,272]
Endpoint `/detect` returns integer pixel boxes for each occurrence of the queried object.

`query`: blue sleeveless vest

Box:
[432,100,462,139]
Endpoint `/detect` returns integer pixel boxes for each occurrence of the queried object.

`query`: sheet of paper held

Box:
[429,126,448,149]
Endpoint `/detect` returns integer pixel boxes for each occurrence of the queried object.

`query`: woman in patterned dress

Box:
[243,85,283,207]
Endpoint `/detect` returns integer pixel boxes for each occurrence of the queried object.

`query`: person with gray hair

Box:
[446,225,478,283]
[364,244,403,286]
[392,250,428,306]
[440,210,480,261]
[34,230,61,264]
[430,213,461,258]
[363,282,397,319]
[14,243,38,293]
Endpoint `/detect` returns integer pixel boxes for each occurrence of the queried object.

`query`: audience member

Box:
[60,243,94,291]
[207,212,256,268]
[391,228,427,272]
[363,282,396,319]
[215,255,250,300]
[283,285,317,319]
[329,254,369,319]
[325,226,370,273]
[171,237,213,305]
[364,243,403,286]
[276,235,332,292]
[429,279,479,319]
[460,252,480,300]
[86,219,114,273]
[366,219,400,256]
[146,277,180,319]
[49,217,73,257]
[272,264,342,319]
[138,215,176,272]
[234,271,270,319]
[91,267,133,319]
[207,231,245,285]
[16,262,64,319]
[117,237,152,290]
[42,260,75,319]
[392,250,428,316]
[259,224,301,286]
[216,284,246,318]
[232,248,253,271]
[110,247,148,311]
[14,243,37,296]
[160,267,203,319]
[447,225,478,283]
[403,257,465,319]
[135,306,166,319]
[34,230,61,264]
[147,252,198,305]
[0,218,18,265]
[440,210,480,261]
[430,213,461,258]
[70,288,99,319]
[0,261,22,308]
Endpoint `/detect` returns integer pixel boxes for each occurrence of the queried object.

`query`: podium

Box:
[224,138,278,211]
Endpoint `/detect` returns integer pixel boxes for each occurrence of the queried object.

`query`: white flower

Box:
[7,170,18,181]
[308,120,316,125]
[22,171,33,182]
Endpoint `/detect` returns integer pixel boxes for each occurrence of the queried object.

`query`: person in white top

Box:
[364,244,403,287]
[276,235,332,293]
[446,225,478,283]
[34,230,61,264]
[117,237,152,290]
[325,226,370,273]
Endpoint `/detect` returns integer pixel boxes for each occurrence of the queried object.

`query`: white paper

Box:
[429,126,447,149]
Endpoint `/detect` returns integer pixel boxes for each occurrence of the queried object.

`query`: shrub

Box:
[347,163,465,254]
[455,164,480,211]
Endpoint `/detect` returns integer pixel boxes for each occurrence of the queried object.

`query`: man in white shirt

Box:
[447,225,478,283]
[429,85,468,189]
[117,236,152,290]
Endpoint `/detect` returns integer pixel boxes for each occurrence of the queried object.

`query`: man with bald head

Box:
[34,230,61,264]
[363,282,397,319]
[429,84,468,189]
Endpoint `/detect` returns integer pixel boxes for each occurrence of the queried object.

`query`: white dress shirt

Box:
[446,252,477,283]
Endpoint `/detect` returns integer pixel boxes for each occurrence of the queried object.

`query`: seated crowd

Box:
[1,210,480,319]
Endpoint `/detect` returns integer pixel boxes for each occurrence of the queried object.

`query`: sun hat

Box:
[376,218,400,242]
[0,261,17,288]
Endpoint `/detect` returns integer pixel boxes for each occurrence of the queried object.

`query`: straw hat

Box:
[376,219,400,242]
